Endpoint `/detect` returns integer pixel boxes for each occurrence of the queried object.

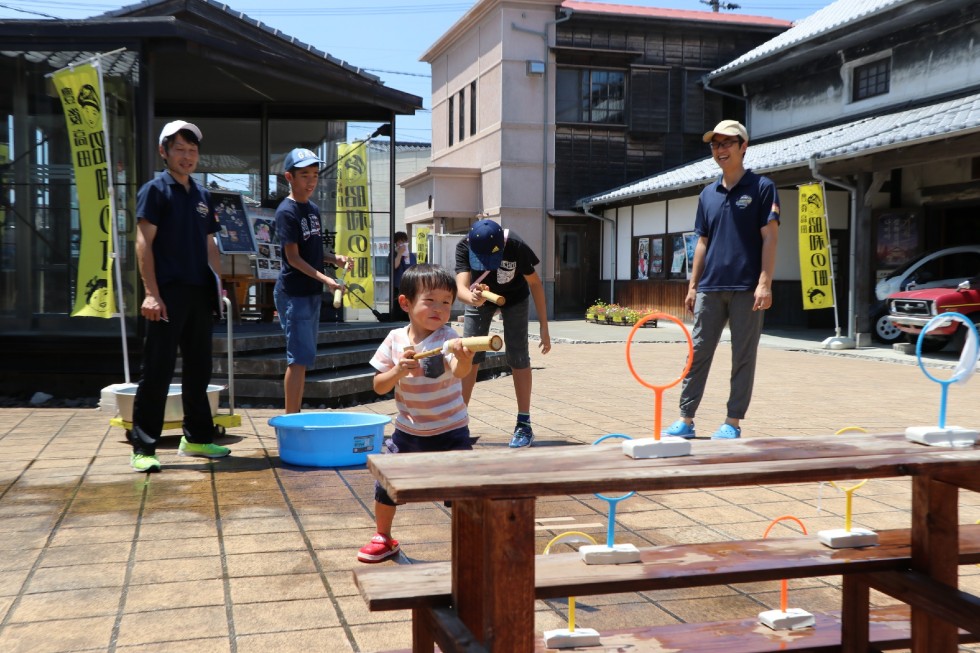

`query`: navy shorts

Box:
[374,426,472,506]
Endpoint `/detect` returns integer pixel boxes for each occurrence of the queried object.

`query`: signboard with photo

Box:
[247,207,280,280]
[211,191,256,254]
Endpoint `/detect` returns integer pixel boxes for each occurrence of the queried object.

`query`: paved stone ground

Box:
[1,322,979,652]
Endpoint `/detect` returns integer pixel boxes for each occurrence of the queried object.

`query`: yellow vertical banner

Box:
[335,142,374,307]
[52,62,115,318]
[415,227,430,264]
[798,182,834,310]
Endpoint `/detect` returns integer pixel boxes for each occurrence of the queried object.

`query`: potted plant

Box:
[585,300,607,323]
[635,307,658,328]
[607,304,627,324]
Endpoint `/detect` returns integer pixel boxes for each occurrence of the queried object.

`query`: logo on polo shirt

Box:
[196,202,209,217]
[735,195,753,209]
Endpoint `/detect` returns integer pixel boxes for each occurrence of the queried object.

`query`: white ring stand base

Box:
[623,437,691,459]
[758,608,815,630]
[543,628,601,648]
[905,425,978,447]
[580,543,641,565]
[818,528,878,548]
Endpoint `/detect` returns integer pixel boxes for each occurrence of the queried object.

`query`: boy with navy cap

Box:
[129,120,229,472]
[455,216,551,447]
[274,147,351,414]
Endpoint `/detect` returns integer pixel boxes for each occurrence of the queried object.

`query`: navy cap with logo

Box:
[283,148,322,172]
[467,219,505,271]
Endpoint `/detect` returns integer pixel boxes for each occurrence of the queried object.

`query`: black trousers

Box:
[129,283,215,455]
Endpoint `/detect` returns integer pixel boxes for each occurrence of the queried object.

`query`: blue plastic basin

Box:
[268,412,389,467]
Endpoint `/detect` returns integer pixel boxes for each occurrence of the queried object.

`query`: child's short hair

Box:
[400,264,456,302]
[394,231,409,244]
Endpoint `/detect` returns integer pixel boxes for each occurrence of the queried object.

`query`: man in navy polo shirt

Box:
[662,120,780,441]
[128,121,231,472]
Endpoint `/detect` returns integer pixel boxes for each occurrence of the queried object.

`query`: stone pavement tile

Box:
[351,621,413,652]
[708,486,794,505]
[0,514,60,533]
[658,592,768,624]
[58,510,137,529]
[7,586,122,621]
[334,594,407,626]
[641,585,740,601]
[224,550,317,578]
[0,570,30,597]
[137,519,218,541]
[27,562,126,593]
[643,488,726,509]
[135,536,221,561]
[634,524,733,546]
[217,504,292,520]
[40,540,132,568]
[116,605,228,646]
[116,636,231,653]
[308,526,381,552]
[295,511,376,532]
[0,532,48,553]
[219,515,297,536]
[228,572,327,604]
[217,489,289,509]
[0,615,115,653]
[129,555,224,585]
[324,570,358,597]
[124,578,225,612]
[47,525,132,548]
[235,628,351,653]
[221,531,308,556]
[0,549,41,571]
[555,599,679,631]
[611,507,700,531]
[232,598,341,634]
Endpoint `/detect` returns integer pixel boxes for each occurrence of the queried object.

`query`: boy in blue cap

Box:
[455,217,551,447]
[274,147,351,414]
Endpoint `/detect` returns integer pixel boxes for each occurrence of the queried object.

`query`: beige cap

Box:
[703,119,748,143]
[159,120,202,145]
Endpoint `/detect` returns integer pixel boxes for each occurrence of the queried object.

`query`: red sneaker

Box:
[358,533,400,563]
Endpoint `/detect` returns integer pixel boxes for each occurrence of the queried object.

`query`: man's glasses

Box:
[709,139,740,151]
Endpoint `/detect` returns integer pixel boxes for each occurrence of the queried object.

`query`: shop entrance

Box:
[554,217,601,318]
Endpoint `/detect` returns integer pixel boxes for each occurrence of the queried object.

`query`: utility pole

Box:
[700,0,741,11]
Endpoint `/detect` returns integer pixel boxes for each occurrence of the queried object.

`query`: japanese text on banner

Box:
[335,142,374,307]
[415,228,430,264]
[797,182,834,310]
[52,62,115,318]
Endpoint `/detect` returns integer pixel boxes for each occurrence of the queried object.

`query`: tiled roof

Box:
[101,0,381,83]
[561,0,791,28]
[578,91,980,207]
[708,0,913,79]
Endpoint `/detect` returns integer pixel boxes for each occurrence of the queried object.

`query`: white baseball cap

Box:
[159,120,202,145]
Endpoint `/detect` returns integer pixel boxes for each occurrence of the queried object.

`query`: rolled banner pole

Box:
[409,335,503,359]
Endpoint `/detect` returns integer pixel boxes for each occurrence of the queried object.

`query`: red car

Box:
[887,278,980,352]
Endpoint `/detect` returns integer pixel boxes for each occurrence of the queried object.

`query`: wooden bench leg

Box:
[452,497,536,653]
[840,574,870,653]
[413,606,435,652]
[911,476,959,652]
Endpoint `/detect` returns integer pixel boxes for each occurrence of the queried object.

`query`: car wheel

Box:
[873,311,902,343]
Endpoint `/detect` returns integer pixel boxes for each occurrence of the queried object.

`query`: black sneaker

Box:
[509,422,534,448]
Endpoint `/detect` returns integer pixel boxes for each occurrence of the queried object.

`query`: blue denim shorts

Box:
[273,287,321,367]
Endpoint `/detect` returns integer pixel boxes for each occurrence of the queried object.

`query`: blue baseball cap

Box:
[283,148,322,172]
[467,219,505,271]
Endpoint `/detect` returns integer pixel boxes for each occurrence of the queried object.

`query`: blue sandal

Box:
[711,423,741,440]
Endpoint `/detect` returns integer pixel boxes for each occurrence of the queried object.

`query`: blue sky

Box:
[1,0,828,141]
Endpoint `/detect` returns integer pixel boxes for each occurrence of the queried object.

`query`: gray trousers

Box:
[679,291,765,421]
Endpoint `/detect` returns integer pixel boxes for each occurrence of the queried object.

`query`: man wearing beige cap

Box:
[662,119,780,441]
[128,120,231,472]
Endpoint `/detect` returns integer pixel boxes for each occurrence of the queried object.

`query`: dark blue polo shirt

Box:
[275,197,324,297]
[136,170,218,287]
[694,170,780,292]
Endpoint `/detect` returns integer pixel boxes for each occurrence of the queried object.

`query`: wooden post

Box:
[840,574,870,653]
[910,475,958,651]
[452,497,536,652]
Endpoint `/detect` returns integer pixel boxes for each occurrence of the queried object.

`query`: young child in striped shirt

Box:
[358,263,476,563]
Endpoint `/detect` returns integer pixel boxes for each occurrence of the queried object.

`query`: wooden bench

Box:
[357,525,980,652]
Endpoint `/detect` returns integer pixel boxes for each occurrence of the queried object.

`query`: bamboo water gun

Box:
[407,335,503,359]
[477,284,505,306]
